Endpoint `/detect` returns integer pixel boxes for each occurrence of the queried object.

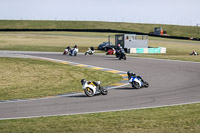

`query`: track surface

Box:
[1,51,200,120]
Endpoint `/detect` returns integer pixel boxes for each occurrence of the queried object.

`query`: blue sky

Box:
[0,0,199,26]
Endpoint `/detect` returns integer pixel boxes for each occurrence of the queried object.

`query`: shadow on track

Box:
[113,87,139,90]
[68,94,87,98]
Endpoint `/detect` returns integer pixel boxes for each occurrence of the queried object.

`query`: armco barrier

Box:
[128,47,166,54]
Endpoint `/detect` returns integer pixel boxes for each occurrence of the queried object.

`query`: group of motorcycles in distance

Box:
[63,44,126,60]
[63,45,79,56]
[63,44,148,97]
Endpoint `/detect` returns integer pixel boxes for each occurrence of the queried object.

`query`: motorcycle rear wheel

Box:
[132,82,140,89]
[84,87,94,97]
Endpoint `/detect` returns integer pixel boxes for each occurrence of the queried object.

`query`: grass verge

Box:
[0,32,200,62]
[0,32,114,52]
[130,37,200,62]
[0,20,200,38]
[0,103,199,133]
[0,57,122,100]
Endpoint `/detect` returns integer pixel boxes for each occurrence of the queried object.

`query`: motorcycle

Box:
[118,49,126,60]
[69,48,78,56]
[85,47,95,55]
[81,79,108,97]
[106,48,116,55]
[63,47,71,55]
[127,72,149,89]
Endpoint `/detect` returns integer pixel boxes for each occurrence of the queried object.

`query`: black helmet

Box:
[81,79,86,85]
[127,71,136,77]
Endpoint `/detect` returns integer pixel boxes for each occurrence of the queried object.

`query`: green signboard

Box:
[136,48,144,53]
[148,48,161,53]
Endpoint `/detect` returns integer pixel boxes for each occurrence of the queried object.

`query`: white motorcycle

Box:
[63,47,71,55]
[69,48,78,56]
[127,71,149,89]
[81,79,108,97]
[85,47,95,55]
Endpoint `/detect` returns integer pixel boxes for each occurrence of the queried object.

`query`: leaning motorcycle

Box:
[106,48,116,55]
[63,48,70,55]
[81,79,108,97]
[69,48,78,56]
[85,47,95,55]
[127,73,149,89]
[118,49,126,60]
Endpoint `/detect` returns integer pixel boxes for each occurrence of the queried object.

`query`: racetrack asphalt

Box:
[0,51,200,120]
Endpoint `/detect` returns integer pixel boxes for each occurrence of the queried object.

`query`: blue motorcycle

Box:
[127,71,149,89]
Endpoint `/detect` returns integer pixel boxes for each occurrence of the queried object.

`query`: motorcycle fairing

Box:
[129,76,142,87]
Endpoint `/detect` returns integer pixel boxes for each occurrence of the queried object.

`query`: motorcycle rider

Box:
[81,79,101,89]
[63,46,71,55]
[116,44,122,57]
[74,44,78,49]
[66,46,71,51]
[90,46,94,51]
[190,50,199,55]
[116,44,122,50]
[70,44,78,56]
[88,46,95,53]
[81,79,86,85]
[127,71,144,82]
[116,44,126,60]
[116,44,122,51]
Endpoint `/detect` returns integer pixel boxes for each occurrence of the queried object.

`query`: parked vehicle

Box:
[127,71,149,89]
[81,79,108,97]
[85,47,95,55]
[98,42,115,51]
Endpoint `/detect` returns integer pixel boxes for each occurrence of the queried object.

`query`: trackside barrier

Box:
[127,47,166,54]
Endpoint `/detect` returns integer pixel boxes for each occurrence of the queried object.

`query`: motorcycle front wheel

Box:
[124,55,126,60]
[143,81,149,88]
[84,87,95,97]
[100,86,108,95]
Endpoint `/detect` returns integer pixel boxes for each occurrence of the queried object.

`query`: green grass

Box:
[0,20,200,38]
[0,57,122,100]
[0,103,199,133]
[0,32,113,52]
[1,31,200,62]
